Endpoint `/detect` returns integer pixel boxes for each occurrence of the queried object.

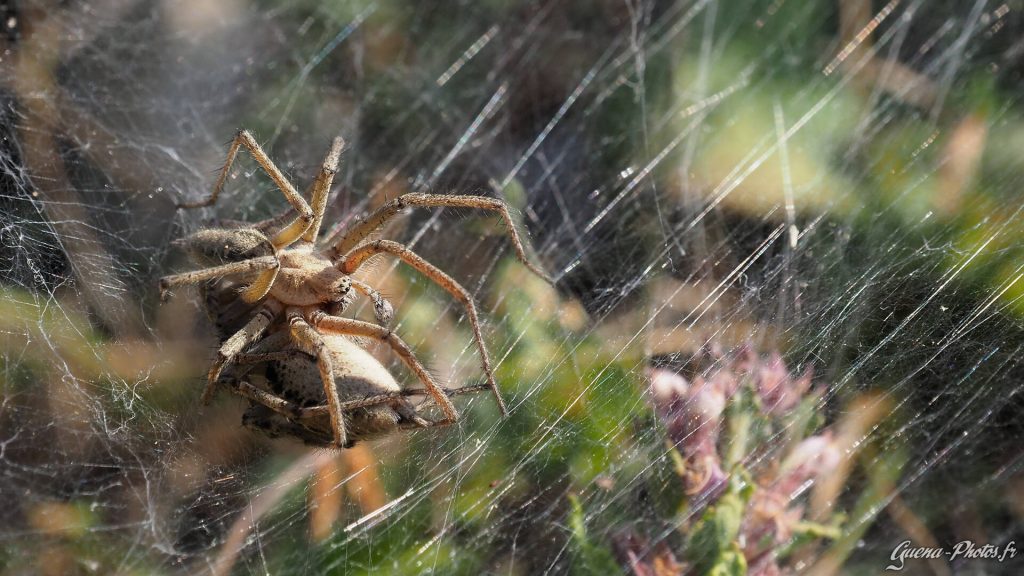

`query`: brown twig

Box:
[833,0,937,110]
[888,494,953,576]
[208,451,332,576]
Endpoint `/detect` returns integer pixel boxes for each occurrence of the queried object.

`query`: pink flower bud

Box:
[684,453,729,504]
[756,354,812,414]
[683,379,726,457]
[647,368,688,405]
[781,432,841,483]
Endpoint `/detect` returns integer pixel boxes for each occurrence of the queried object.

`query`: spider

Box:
[160,130,549,448]
[214,319,497,447]
[190,268,412,447]
[198,270,498,447]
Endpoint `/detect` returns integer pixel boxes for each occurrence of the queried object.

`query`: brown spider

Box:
[215,322,498,447]
[160,130,549,448]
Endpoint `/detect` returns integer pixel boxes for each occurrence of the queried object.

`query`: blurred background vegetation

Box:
[2,0,1024,574]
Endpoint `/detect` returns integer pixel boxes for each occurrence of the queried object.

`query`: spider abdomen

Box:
[271,335,402,402]
[252,334,418,445]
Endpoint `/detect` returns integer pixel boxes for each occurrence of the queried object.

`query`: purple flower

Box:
[778,432,842,496]
[684,453,729,504]
[612,529,685,576]
[741,486,804,555]
[683,377,727,457]
[648,369,689,410]
[630,346,840,576]
[647,368,729,502]
[755,353,813,414]
[738,431,842,567]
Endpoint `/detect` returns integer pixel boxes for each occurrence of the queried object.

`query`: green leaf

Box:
[687,491,746,574]
[568,495,620,575]
[708,544,748,576]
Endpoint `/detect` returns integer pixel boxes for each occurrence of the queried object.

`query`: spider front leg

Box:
[324,193,550,282]
[305,310,460,425]
[287,309,348,448]
[304,136,345,243]
[323,278,392,327]
[197,136,345,244]
[203,299,284,404]
[159,256,279,301]
[338,239,506,416]
[177,129,319,250]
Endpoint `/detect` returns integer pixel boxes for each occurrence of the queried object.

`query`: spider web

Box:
[2,1,1024,574]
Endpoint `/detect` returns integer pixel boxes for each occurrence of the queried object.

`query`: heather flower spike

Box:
[636,345,848,575]
[647,368,729,501]
[756,352,814,414]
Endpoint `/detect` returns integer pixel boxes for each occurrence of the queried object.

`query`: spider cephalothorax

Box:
[160,129,549,448]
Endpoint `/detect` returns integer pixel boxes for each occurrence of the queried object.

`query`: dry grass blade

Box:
[9,6,144,338]
[209,451,333,576]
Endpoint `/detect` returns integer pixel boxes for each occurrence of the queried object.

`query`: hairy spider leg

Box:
[305,310,460,425]
[178,130,315,248]
[159,256,279,301]
[339,239,507,416]
[226,375,491,421]
[324,193,551,282]
[235,350,310,365]
[228,137,341,239]
[177,129,324,302]
[287,310,348,448]
[228,379,306,421]
[203,299,284,404]
[303,136,345,243]
[238,267,281,304]
[224,381,497,446]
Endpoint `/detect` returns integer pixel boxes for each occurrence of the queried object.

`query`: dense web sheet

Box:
[2,1,1024,574]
